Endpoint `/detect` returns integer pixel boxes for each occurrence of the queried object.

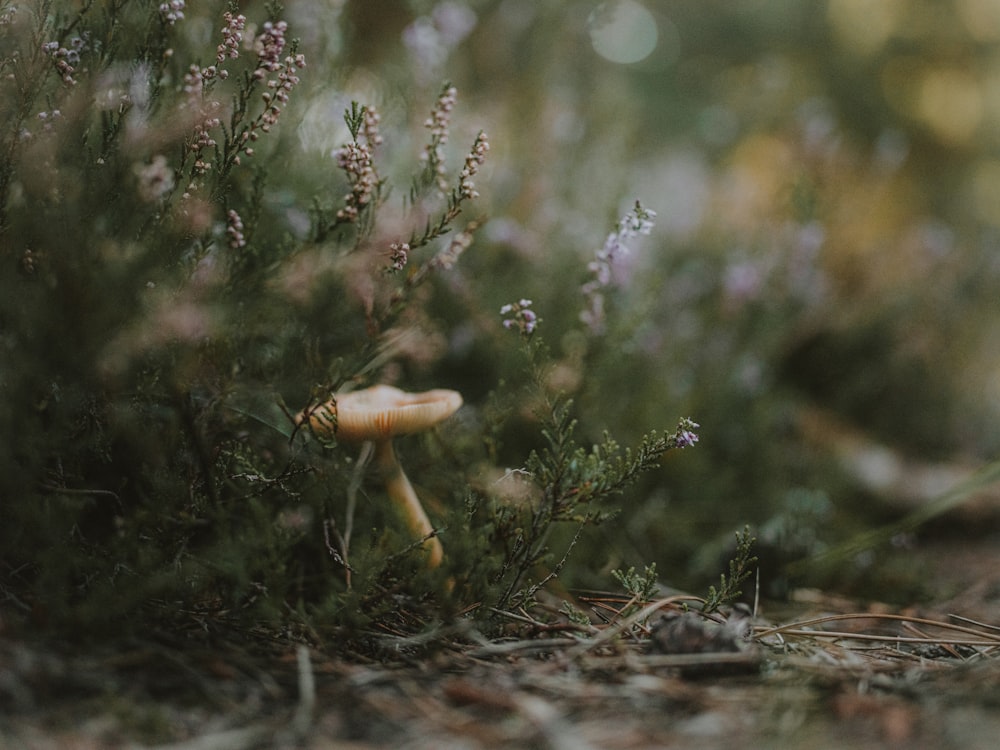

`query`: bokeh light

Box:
[587,0,658,65]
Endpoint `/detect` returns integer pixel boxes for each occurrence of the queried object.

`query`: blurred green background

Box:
[307,0,1000,596]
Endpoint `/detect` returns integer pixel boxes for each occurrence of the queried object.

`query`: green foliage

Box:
[4,0,998,651]
[558,600,592,628]
[703,526,758,614]
[0,0,710,648]
[481,339,701,612]
[611,563,659,603]
[609,562,660,620]
[0,1,488,640]
[527,402,674,524]
[342,100,367,142]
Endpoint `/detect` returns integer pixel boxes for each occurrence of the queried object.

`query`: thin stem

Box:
[336,440,374,589]
[345,441,373,554]
[373,439,444,568]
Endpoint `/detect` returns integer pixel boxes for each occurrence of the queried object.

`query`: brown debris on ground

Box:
[6,559,1000,750]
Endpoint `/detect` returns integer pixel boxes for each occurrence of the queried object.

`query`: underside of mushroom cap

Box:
[298,384,463,441]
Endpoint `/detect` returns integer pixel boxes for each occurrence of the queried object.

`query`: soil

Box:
[4,533,1000,750]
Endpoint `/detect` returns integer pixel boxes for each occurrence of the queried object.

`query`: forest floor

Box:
[4,528,1000,750]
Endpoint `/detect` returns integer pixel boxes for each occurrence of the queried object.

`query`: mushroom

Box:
[297,385,463,568]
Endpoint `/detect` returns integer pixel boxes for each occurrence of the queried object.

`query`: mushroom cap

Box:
[298,384,462,442]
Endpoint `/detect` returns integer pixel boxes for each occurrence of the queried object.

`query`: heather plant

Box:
[0,1,712,644]
[702,525,758,614]
[0,1,476,635]
[482,355,703,612]
[610,563,659,618]
[0,0,323,632]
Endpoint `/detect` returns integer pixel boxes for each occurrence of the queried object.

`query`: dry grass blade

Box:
[755,611,1000,653]
[467,638,581,658]
[949,613,1000,634]
[788,456,1000,576]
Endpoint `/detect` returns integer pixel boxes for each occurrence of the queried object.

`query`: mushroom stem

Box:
[373,439,444,568]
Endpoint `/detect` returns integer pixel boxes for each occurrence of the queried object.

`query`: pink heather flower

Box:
[500,299,538,336]
[182,63,204,94]
[42,34,88,86]
[216,12,246,64]
[179,14,303,167]
[334,141,377,222]
[254,20,288,75]
[247,39,305,149]
[389,242,410,271]
[460,131,489,200]
[36,109,62,134]
[618,204,656,237]
[424,85,457,142]
[226,209,246,249]
[362,105,383,148]
[159,0,185,25]
[421,84,458,191]
[581,200,657,333]
[673,418,700,448]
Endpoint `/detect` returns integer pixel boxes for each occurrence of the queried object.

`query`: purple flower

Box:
[388,242,409,271]
[500,299,538,337]
[673,418,700,448]
[676,430,698,448]
[581,200,656,333]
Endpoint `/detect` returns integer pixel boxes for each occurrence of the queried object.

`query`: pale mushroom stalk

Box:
[372,438,444,568]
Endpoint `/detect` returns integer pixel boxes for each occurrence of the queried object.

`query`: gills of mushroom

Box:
[297,385,463,568]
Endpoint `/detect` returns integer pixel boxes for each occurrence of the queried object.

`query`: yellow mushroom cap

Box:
[298,384,463,442]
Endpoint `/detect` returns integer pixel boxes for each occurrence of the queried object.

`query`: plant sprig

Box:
[611,563,660,619]
[702,525,758,614]
[492,388,699,610]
